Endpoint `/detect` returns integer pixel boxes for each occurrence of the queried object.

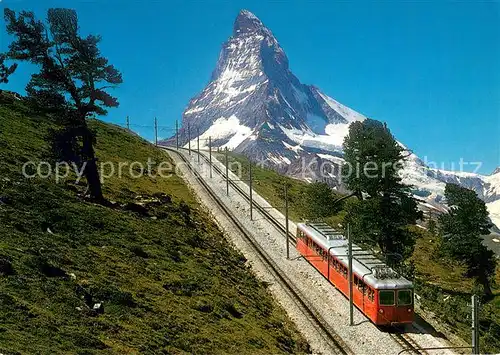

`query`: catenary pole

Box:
[225,147,229,195]
[175,120,179,150]
[188,122,191,155]
[285,184,289,259]
[472,294,480,354]
[197,127,200,163]
[209,136,212,178]
[249,161,253,220]
[154,117,158,146]
[348,224,354,326]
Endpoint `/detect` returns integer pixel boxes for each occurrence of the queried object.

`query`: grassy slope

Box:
[0,94,309,354]
[220,151,500,352]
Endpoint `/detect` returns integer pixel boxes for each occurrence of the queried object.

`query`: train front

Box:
[375,286,414,325]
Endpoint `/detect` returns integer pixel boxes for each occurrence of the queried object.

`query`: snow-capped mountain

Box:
[163,10,363,165]
[161,10,500,230]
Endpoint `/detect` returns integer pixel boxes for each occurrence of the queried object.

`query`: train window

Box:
[379,290,395,305]
[397,290,413,306]
[368,288,374,301]
[357,279,365,293]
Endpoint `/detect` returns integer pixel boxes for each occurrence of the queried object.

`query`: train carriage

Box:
[296,222,414,325]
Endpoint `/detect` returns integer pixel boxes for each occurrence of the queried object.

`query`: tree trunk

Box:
[479,274,493,299]
[81,128,104,201]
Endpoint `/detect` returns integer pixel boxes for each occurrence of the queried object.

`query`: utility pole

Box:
[472,294,480,354]
[126,115,130,130]
[249,161,253,220]
[197,128,200,163]
[175,120,179,150]
[285,184,289,259]
[348,224,354,326]
[209,136,212,178]
[188,122,191,155]
[154,117,158,146]
[225,147,229,195]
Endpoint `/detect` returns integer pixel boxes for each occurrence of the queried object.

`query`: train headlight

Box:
[408,308,412,313]
[378,309,384,314]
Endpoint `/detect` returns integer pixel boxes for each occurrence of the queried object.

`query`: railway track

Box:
[175,148,296,242]
[390,333,427,355]
[163,146,428,355]
[163,147,351,355]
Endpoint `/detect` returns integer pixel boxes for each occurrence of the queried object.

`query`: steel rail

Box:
[390,333,427,355]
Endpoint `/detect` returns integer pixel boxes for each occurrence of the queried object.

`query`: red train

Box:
[296,222,414,325]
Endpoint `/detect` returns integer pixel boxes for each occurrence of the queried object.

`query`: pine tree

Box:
[342,119,422,267]
[0,53,17,83]
[2,8,122,201]
[439,183,496,297]
[300,182,339,219]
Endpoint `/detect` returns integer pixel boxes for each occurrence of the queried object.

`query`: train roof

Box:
[297,222,413,290]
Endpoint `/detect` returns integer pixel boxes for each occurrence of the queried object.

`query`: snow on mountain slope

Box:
[488,199,500,231]
[184,115,254,150]
[315,89,367,123]
[160,9,500,229]
[276,89,366,154]
[485,170,500,201]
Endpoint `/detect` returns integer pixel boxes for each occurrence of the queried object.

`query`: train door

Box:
[395,289,413,323]
[378,290,396,324]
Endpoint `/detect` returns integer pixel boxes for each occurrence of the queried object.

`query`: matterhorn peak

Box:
[233,10,265,36]
[166,7,367,160]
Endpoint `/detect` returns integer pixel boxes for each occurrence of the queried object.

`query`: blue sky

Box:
[1,0,499,174]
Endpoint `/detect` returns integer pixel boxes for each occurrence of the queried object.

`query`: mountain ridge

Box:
[160,9,500,229]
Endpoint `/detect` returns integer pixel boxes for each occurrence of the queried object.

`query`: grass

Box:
[218,149,500,353]
[410,227,500,352]
[0,91,309,354]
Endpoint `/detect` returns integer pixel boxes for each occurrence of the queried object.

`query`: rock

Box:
[92,302,104,314]
[69,273,76,280]
[0,196,10,205]
[0,258,15,276]
[124,202,149,216]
